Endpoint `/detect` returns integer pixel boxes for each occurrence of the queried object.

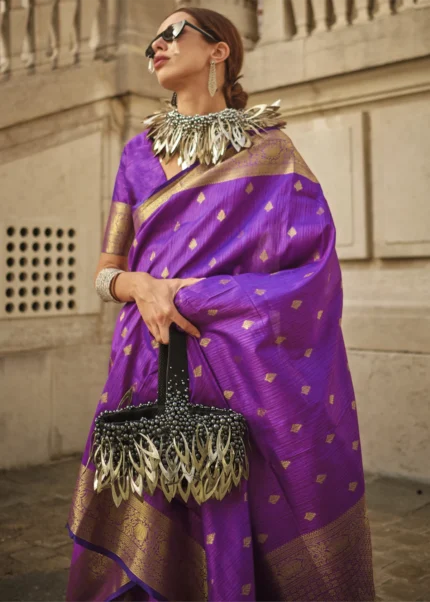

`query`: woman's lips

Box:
[154,57,169,69]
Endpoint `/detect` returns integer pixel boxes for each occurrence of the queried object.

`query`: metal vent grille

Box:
[2,224,78,318]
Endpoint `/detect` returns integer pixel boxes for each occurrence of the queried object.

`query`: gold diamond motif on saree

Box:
[224,390,234,399]
[352,440,359,450]
[259,249,269,262]
[304,348,313,357]
[301,385,311,395]
[200,338,211,347]
[269,495,280,504]
[313,251,321,261]
[294,180,303,191]
[208,309,218,315]
[193,365,202,377]
[316,474,327,484]
[174,221,181,231]
[291,423,302,433]
[255,289,266,295]
[132,239,138,247]
[258,534,268,543]
[287,227,297,238]
[206,533,216,544]
[257,408,267,416]
[265,373,277,383]
[242,320,254,330]
[217,210,226,221]
[161,267,169,278]
[243,537,252,548]
[209,258,217,267]
[351,400,357,410]
[197,192,205,204]
[304,272,314,278]
[123,344,132,355]
[246,182,254,194]
[317,207,325,215]
[189,238,198,250]
[275,336,286,344]
[120,311,125,321]
[121,327,128,338]
[150,251,156,261]
[329,394,335,404]
[349,482,358,492]
[317,310,324,320]
[241,584,252,596]
[100,393,108,403]
[305,512,316,521]
[265,201,273,212]
[151,340,159,348]
[219,279,231,284]
[326,434,335,444]
[281,460,291,469]
[291,300,302,309]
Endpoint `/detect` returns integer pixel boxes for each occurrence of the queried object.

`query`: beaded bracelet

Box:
[95,267,125,303]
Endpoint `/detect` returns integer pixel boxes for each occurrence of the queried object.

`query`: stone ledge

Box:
[243,8,430,93]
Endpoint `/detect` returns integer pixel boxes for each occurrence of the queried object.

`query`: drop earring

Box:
[148,57,155,74]
[171,92,177,107]
[208,60,217,97]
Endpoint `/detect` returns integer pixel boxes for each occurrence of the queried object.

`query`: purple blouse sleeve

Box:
[101,144,134,255]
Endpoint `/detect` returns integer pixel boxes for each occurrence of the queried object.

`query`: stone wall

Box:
[0,0,429,481]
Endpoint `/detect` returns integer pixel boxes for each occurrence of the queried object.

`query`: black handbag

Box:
[85,323,249,507]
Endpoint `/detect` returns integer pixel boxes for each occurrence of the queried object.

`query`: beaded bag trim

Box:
[141,98,288,169]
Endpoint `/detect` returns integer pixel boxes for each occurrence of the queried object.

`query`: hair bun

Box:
[225,75,248,110]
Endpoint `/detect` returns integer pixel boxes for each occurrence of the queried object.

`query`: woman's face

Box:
[149,12,227,92]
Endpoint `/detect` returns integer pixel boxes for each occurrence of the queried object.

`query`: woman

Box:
[66,6,375,602]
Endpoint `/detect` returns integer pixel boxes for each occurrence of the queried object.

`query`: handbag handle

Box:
[157,324,190,409]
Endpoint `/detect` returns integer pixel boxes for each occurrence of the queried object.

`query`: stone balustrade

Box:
[257,0,430,45]
[0,0,118,77]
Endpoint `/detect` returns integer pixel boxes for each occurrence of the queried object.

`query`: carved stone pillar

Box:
[372,0,393,19]
[351,0,371,24]
[291,0,309,39]
[312,0,330,33]
[256,0,291,45]
[331,0,350,29]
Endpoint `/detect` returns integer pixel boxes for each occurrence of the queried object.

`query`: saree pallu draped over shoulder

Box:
[66,126,376,601]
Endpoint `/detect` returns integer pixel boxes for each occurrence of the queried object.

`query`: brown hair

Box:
[167,6,248,110]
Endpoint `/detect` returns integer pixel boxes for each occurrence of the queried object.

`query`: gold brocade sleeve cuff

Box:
[101,201,134,255]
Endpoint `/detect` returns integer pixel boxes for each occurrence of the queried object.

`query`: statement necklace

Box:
[141,99,287,170]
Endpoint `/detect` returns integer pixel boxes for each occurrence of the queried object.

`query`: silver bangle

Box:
[95,267,125,303]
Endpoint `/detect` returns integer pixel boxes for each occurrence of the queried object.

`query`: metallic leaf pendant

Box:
[141,99,287,170]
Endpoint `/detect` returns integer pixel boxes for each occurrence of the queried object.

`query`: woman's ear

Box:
[211,41,230,62]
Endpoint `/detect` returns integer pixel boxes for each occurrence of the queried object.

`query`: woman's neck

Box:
[175,91,228,116]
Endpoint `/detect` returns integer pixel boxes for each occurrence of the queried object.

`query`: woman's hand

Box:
[129,272,205,344]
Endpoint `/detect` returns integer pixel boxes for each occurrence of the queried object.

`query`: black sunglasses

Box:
[145,19,221,59]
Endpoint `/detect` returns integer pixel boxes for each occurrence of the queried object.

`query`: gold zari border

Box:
[102,201,134,256]
[68,463,208,601]
[264,495,375,601]
[133,128,318,230]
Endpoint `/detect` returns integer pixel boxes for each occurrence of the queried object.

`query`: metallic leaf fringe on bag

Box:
[85,325,250,507]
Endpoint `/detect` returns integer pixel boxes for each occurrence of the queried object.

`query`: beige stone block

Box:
[0,124,104,324]
[51,343,111,456]
[0,351,51,469]
[286,112,368,259]
[349,350,430,481]
[341,260,430,353]
[372,97,430,257]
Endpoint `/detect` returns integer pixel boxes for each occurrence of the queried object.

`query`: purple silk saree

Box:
[66,125,375,601]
